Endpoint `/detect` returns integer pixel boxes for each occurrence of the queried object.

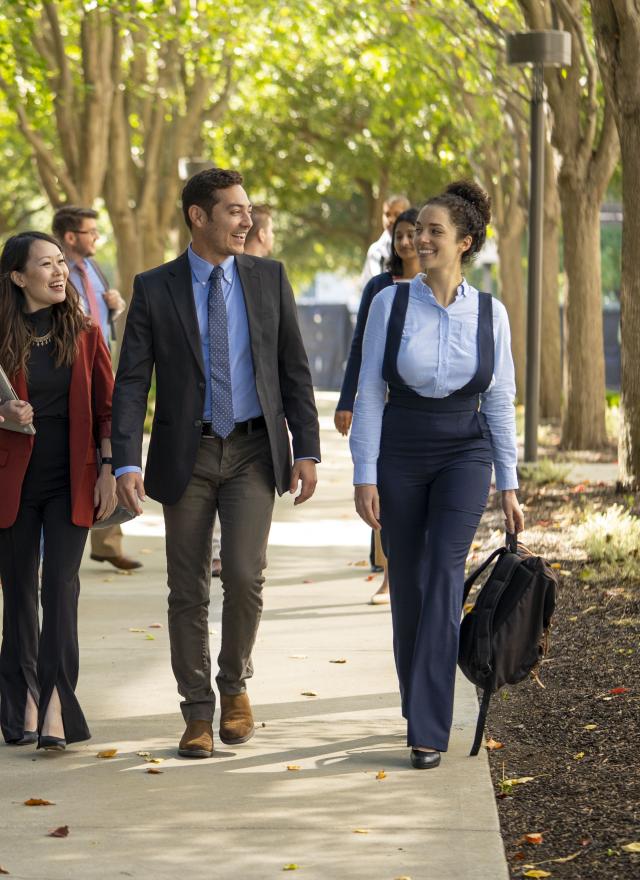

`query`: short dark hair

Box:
[386,208,418,276]
[52,206,98,240]
[181,167,244,229]
[245,204,272,245]
[424,180,491,265]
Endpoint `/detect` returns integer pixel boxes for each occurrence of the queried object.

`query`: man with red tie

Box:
[53,206,141,572]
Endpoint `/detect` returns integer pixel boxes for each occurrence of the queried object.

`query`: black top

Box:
[25,307,71,420]
[336,271,394,412]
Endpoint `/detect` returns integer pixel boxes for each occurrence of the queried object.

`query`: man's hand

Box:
[501,489,525,535]
[289,460,317,506]
[354,484,381,530]
[116,471,146,515]
[104,288,126,318]
[334,410,353,436]
[0,399,33,426]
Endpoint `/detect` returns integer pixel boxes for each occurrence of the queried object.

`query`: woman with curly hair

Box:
[0,231,116,750]
[350,182,525,769]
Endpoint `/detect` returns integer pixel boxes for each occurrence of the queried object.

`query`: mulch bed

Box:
[473,481,640,880]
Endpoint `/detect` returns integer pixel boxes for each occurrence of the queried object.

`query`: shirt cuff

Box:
[294,457,319,463]
[494,464,519,492]
[353,462,377,485]
[114,465,142,479]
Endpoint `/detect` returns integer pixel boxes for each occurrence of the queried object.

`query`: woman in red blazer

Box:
[0,231,116,750]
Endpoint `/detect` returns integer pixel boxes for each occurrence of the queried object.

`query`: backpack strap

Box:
[470,688,492,756]
[462,547,507,604]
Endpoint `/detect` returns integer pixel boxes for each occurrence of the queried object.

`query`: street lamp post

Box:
[507,30,571,462]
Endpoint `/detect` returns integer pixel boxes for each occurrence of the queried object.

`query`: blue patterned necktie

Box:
[208,265,235,438]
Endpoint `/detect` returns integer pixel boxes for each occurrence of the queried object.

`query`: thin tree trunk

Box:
[617,120,640,488]
[540,140,562,419]
[496,229,526,402]
[559,186,608,448]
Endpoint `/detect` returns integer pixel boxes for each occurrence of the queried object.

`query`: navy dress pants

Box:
[378,405,493,752]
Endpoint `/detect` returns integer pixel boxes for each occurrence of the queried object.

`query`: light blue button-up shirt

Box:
[68,258,111,346]
[350,274,518,490]
[188,246,262,423]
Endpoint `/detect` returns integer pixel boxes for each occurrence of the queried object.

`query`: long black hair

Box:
[386,207,418,276]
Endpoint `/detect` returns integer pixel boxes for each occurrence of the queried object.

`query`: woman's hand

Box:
[334,410,353,436]
[355,484,381,530]
[501,489,525,535]
[94,465,117,521]
[0,399,33,425]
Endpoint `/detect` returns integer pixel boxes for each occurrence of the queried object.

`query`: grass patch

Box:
[575,503,640,563]
[518,457,571,486]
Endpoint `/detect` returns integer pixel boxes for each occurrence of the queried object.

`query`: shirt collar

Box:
[415,274,469,302]
[188,245,235,286]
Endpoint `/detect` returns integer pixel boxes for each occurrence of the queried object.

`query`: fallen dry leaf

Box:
[146,768,163,775]
[282,866,299,872]
[140,548,153,554]
[352,829,370,834]
[302,579,313,584]
[47,826,69,838]
[622,842,640,853]
[550,562,562,569]
[485,737,504,750]
[392,876,412,880]
[524,833,544,845]
[287,765,301,771]
[376,770,386,780]
[549,851,581,863]
[97,749,118,759]
[574,751,585,760]
[523,872,551,879]
[147,758,164,764]
[300,691,317,697]
[364,575,375,581]
[24,798,54,806]
[329,659,347,664]
[136,751,151,759]
[353,560,368,567]
[148,623,163,629]
[503,777,535,786]
[609,687,629,695]
[583,724,597,731]
[145,634,155,641]
[128,628,145,633]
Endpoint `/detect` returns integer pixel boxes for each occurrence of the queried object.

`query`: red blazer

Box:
[0,324,113,529]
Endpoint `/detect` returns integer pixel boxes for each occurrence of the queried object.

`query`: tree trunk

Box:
[540,140,562,419]
[559,185,608,448]
[496,228,526,402]
[617,118,640,487]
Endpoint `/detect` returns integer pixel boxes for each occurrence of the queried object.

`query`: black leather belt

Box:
[201,415,266,437]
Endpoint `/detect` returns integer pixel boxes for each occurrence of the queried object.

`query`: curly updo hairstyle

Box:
[425,180,491,265]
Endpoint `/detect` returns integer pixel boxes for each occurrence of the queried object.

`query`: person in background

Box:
[350,181,524,769]
[0,231,116,751]
[335,208,419,604]
[360,194,411,286]
[112,168,320,759]
[204,205,277,580]
[53,207,141,572]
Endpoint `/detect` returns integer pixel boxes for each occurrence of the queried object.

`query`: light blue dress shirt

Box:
[188,247,262,423]
[68,258,111,346]
[350,274,518,491]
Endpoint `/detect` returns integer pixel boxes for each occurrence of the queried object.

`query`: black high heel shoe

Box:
[38,735,66,751]
[410,748,441,769]
[8,731,38,746]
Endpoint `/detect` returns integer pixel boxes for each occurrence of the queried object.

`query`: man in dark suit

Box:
[112,168,320,758]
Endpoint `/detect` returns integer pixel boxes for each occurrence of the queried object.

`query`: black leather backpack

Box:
[458,534,557,755]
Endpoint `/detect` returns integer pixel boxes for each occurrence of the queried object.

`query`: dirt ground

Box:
[470,477,640,880]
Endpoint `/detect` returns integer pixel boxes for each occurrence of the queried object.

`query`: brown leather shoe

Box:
[90,553,143,571]
[178,720,214,758]
[219,693,255,745]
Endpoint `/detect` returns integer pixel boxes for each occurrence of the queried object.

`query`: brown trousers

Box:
[90,524,122,558]
[162,427,275,723]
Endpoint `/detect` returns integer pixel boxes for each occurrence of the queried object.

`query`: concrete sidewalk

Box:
[0,394,508,880]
